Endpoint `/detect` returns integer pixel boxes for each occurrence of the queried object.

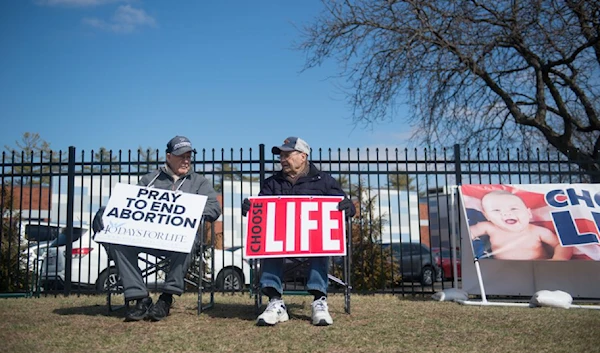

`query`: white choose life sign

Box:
[94,183,208,253]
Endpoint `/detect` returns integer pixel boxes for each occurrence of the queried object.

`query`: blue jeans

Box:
[260,256,329,298]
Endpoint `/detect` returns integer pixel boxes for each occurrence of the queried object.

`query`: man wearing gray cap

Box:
[242,136,355,326]
[92,135,221,322]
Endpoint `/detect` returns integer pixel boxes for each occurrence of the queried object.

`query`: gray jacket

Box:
[139,165,221,222]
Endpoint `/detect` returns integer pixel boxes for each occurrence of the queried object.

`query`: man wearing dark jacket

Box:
[92,136,221,322]
[242,136,355,326]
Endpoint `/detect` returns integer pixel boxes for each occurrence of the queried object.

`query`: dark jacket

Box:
[259,162,355,217]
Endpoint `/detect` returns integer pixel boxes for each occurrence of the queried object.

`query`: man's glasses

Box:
[171,153,193,161]
[278,151,300,160]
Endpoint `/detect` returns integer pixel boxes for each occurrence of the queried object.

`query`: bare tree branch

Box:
[299,0,600,177]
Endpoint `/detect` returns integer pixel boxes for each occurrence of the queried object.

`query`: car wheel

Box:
[216,268,243,291]
[420,266,434,286]
[96,268,123,293]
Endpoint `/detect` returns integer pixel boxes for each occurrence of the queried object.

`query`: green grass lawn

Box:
[1,293,598,353]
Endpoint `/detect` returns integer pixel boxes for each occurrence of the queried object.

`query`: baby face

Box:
[481,193,532,232]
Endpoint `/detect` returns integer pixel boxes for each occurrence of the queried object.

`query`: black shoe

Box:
[147,295,172,322]
[125,297,152,322]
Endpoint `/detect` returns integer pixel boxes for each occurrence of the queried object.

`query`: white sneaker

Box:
[311,296,333,326]
[256,299,289,326]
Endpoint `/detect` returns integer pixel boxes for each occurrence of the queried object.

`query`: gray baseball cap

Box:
[166,136,196,155]
[271,136,310,155]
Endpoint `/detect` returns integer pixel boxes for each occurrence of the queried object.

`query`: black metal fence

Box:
[1,144,598,298]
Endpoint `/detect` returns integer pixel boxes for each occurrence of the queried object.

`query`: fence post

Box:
[259,144,265,184]
[451,143,463,282]
[453,144,462,186]
[64,146,76,296]
[253,144,266,309]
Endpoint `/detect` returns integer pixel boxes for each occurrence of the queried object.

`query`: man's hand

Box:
[92,206,106,234]
[241,198,251,217]
[337,197,355,218]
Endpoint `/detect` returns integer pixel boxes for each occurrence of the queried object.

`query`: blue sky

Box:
[1,0,413,155]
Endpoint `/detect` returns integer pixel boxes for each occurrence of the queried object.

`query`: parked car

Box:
[20,221,62,243]
[431,247,462,280]
[41,231,251,292]
[382,242,442,286]
[209,246,251,290]
[20,224,87,272]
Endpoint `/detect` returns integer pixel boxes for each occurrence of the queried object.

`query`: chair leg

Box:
[345,218,352,314]
[344,284,351,314]
[106,264,127,313]
[251,259,263,314]
[196,218,215,315]
[255,290,263,314]
[197,243,215,314]
[341,255,351,314]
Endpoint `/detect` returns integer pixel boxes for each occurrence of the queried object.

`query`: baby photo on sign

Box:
[460,184,600,261]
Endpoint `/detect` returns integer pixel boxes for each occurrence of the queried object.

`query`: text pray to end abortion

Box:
[105,188,199,229]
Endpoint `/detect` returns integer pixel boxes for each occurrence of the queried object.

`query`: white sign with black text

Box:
[94,183,207,253]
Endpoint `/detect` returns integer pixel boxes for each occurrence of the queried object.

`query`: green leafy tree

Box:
[387,173,415,191]
[89,147,121,174]
[136,146,159,175]
[300,0,600,180]
[335,175,352,195]
[336,175,349,188]
[4,132,65,185]
[0,182,27,292]
[213,163,260,192]
[333,180,399,291]
[84,146,159,176]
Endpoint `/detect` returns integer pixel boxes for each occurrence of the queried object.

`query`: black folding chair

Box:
[185,218,215,314]
[251,218,352,314]
[105,217,215,315]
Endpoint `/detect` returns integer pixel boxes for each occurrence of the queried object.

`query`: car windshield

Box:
[49,228,86,247]
[381,243,429,256]
[434,248,460,258]
[25,224,60,242]
[224,246,243,253]
[380,243,396,255]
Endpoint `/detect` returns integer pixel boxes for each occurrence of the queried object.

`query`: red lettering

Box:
[245,197,346,258]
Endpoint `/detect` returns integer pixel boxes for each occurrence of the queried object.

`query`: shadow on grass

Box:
[394,295,433,302]
[53,304,125,317]
[201,301,308,321]
[287,306,311,322]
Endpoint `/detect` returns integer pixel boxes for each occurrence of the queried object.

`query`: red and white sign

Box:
[244,196,346,259]
[460,183,600,261]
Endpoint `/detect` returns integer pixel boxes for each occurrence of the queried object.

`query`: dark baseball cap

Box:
[271,136,311,155]
[166,136,196,156]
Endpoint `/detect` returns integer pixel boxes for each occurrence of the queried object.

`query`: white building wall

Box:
[220,180,261,249]
[374,189,421,244]
[50,175,117,226]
